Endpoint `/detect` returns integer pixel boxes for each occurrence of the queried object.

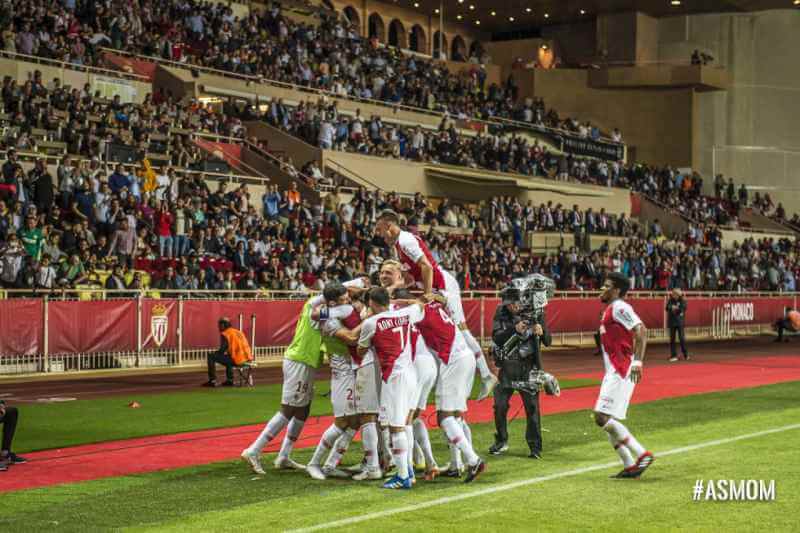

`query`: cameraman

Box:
[490,286,551,459]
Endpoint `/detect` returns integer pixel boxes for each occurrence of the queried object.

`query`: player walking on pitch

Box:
[594,273,654,478]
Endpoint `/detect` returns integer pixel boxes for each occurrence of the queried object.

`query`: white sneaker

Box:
[477,374,499,401]
[306,464,326,480]
[352,468,383,481]
[322,466,351,479]
[343,461,366,473]
[274,455,305,471]
[241,449,265,475]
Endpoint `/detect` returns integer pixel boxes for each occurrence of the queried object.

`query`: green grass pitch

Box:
[1,381,798,532]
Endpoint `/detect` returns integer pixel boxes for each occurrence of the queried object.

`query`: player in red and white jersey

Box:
[406,297,485,483]
[595,273,654,479]
[374,210,498,400]
[357,287,420,489]
[380,262,440,480]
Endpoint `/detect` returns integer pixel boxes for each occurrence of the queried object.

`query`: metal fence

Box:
[0,289,790,376]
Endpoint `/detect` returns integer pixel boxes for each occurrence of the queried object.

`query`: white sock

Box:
[413,418,436,469]
[309,424,344,467]
[405,425,415,473]
[324,427,356,470]
[278,418,305,460]
[249,412,289,454]
[413,441,424,465]
[391,431,410,480]
[603,418,646,458]
[441,416,478,466]
[475,352,492,380]
[460,418,473,444]
[361,422,380,469]
[607,432,635,468]
[381,426,393,464]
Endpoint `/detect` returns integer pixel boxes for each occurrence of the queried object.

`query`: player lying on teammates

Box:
[240,280,366,475]
[594,273,654,479]
[373,210,499,400]
[358,287,486,489]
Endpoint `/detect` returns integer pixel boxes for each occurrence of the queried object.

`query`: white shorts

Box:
[594,369,636,420]
[413,352,438,411]
[380,366,418,427]
[281,358,316,407]
[331,367,356,418]
[441,270,466,324]
[355,360,381,414]
[435,353,475,412]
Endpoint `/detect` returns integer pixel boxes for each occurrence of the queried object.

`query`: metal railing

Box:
[1,288,797,300]
[0,290,789,376]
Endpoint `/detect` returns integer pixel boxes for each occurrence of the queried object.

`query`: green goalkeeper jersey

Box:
[284,298,324,369]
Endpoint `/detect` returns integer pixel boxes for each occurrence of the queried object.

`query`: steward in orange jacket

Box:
[204,317,253,387]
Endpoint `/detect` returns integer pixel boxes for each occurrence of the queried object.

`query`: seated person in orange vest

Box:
[204,317,253,387]
[774,308,800,343]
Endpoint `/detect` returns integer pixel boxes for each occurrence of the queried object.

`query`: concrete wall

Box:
[321,150,632,214]
[245,121,322,170]
[596,12,638,64]
[521,68,695,166]
[635,13,660,64]
[660,10,800,214]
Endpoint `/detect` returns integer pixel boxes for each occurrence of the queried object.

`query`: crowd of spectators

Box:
[258,97,621,182]
[1,70,245,164]
[0,0,618,138]
[3,142,799,297]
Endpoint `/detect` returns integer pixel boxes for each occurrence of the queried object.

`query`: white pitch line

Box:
[286,423,800,533]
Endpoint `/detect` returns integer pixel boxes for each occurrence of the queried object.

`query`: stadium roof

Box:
[398,0,797,35]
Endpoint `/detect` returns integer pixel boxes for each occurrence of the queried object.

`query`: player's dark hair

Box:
[392,288,414,300]
[218,317,231,330]
[377,210,400,224]
[606,272,631,297]
[323,282,347,303]
[369,287,391,307]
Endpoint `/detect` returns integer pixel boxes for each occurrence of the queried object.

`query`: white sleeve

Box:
[328,304,354,320]
[343,278,365,289]
[398,231,424,263]
[308,295,325,308]
[321,318,343,337]
[613,302,642,331]
[358,317,376,348]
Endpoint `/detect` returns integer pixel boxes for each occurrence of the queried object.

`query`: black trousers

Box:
[493,386,542,454]
[775,319,794,340]
[0,407,19,452]
[669,325,688,357]
[207,352,234,381]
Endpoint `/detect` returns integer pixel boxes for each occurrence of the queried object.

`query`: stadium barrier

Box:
[0,291,794,375]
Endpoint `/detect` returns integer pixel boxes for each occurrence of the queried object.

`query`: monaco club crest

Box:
[150,304,169,347]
